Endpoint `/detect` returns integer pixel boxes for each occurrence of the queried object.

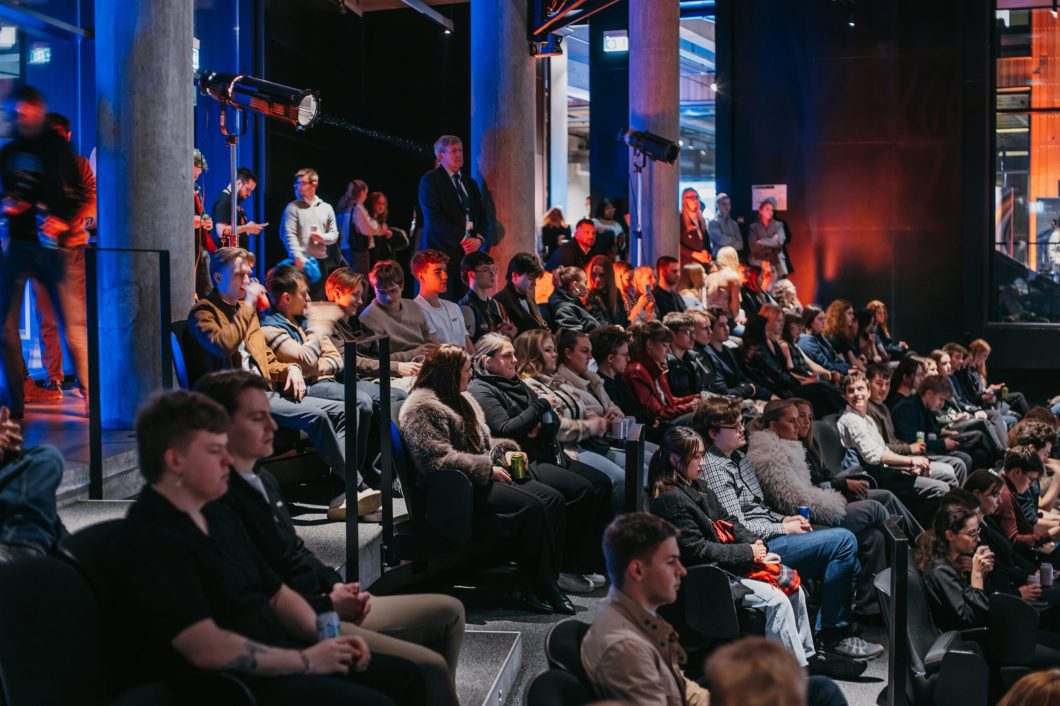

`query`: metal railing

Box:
[623,423,646,513]
[84,247,172,499]
[882,516,910,706]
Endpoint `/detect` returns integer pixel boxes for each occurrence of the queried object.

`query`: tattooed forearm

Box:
[224,640,270,674]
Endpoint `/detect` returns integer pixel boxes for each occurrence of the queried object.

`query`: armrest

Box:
[420,469,474,545]
[923,630,961,674]
[683,564,741,640]
[933,650,989,706]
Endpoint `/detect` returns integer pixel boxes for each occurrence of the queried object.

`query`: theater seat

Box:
[525,669,594,706]
[170,321,191,390]
[545,619,591,685]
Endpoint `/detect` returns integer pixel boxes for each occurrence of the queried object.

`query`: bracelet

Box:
[299,650,311,674]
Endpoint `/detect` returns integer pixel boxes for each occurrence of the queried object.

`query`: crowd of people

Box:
[5,101,1060,705]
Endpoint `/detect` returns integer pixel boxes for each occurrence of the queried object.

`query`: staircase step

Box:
[457,630,522,706]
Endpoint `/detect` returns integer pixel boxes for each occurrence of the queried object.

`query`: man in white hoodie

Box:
[282,168,340,299]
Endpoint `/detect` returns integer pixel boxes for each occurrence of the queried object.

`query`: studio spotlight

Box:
[618,128,681,164]
[199,71,321,130]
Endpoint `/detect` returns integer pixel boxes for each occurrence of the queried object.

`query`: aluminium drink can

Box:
[797,506,811,521]
[510,452,528,482]
[316,611,340,641]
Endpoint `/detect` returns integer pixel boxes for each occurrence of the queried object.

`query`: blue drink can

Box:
[798,506,811,521]
[316,611,340,641]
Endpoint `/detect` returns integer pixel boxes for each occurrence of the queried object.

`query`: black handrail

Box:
[882,516,910,706]
[623,423,645,513]
[85,247,172,499]
[377,337,395,567]
[343,340,361,582]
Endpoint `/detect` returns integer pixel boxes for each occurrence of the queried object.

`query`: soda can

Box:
[1001,385,1009,400]
[797,506,811,521]
[610,418,626,439]
[509,452,527,482]
[916,431,926,444]
[1042,562,1055,588]
[1028,572,1041,587]
[316,611,340,641]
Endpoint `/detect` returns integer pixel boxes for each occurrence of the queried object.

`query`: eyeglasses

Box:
[473,266,497,275]
[718,423,745,432]
[959,527,981,538]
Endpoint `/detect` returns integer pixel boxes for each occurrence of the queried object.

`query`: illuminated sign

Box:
[28,45,50,65]
[603,30,628,53]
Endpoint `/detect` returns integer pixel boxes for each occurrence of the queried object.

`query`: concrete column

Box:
[96,0,194,427]
[629,0,680,266]
[471,0,536,271]
[548,53,569,215]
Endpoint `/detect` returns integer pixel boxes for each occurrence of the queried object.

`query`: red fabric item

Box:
[622,355,700,422]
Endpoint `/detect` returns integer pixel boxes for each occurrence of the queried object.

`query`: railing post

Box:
[887,517,909,706]
[344,340,360,583]
[624,424,645,513]
[158,251,172,389]
[85,247,102,499]
[377,337,395,566]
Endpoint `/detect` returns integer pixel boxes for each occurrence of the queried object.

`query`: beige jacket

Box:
[581,588,710,706]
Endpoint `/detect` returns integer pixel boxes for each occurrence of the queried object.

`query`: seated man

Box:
[703,308,771,400]
[695,397,884,660]
[652,256,687,318]
[662,311,714,398]
[891,374,989,472]
[357,260,438,365]
[195,371,465,706]
[492,251,549,334]
[106,389,421,706]
[0,406,65,560]
[187,247,378,520]
[411,249,473,351]
[457,251,518,342]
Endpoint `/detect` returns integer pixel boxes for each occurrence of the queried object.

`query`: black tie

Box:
[452,173,470,211]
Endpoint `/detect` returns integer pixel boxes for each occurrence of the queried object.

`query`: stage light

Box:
[619,129,681,164]
[199,70,321,130]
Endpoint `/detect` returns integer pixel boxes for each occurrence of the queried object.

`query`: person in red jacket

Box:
[997,445,1060,554]
[622,320,700,427]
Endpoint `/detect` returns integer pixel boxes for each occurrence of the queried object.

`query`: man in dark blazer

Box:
[545,218,595,271]
[494,251,550,334]
[418,135,487,300]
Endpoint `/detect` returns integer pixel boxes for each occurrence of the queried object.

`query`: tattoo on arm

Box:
[224,640,270,674]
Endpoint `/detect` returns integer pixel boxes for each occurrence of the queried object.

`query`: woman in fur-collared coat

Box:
[398,343,576,615]
[746,399,891,617]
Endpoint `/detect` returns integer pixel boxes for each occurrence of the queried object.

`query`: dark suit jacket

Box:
[890,394,946,452]
[417,166,487,257]
[652,286,687,318]
[216,469,341,613]
[494,282,548,334]
[545,240,591,272]
[703,344,767,399]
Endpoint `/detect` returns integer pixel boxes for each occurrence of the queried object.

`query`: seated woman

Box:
[798,305,852,375]
[622,321,700,428]
[679,262,710,309]
[548,266,602,333]
[770,278,803,315]
[468,333,613,594]
[782,311,839,386]
[747,399,890,619]
[108,391,421,706]
[866,300,909,360]
[627,265,658,324]
[584,254,629,327]
[855,309,887,366]
[513,329,627,513]
[740,310,845,418]
[918,501,1060,666]
[399,345,574,615]
[648,427,862,679]
[823,300,866,372]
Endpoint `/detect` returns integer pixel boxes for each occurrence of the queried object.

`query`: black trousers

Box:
[243,651,424,706]
[533,459,613,574]
[473,476,565,589]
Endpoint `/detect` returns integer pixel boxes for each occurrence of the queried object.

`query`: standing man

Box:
[193,148,214,300]
[417,135,487,301]
[707,193,743,257]
[282,168,340,300]
[0,86,88,419]
[211,166,267,251]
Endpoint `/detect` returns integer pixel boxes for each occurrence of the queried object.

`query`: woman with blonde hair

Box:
[538,206,570,263]
[627,266,658,324]
[679,262,710,308]
[706,246,743,321]
[770,278,803,315]
[679,187,712,267]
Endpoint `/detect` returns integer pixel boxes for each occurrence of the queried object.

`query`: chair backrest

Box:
[812,416,847,476]
[525,669,593,706]
[886,554,940,677]
[59,519,125,596]
[683,564,741,640]
[0,558,114,706]
[390,421,422,520]
[170,320,190,390]
[545,619,590,682]
[988,593,1039,667]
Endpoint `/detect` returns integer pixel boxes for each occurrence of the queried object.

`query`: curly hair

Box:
[822,299,855,344]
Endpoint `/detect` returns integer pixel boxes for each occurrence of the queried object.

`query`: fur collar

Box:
[745,429,847,524]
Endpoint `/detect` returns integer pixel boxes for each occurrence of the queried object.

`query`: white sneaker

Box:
[558,572,594,593]
[583,573,607,589]
[829,636,884,660]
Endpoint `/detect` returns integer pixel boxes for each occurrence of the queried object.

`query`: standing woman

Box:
[399,344,574,614]
[584,255,628,326]
[592,198,625,260]
[679,188,712,267]
[747,197,790,279]
[365,191,408,265]
[337,180,389,274]
[539,206,571,264]
[706,246,743,322]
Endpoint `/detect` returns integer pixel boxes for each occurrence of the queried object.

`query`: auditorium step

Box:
[457,631,522,706]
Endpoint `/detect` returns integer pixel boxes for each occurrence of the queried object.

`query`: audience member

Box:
[702,308,768,399]
[679,187,712,267]
[798,306,852,375]
[411,250,473,351]
[998,445,1060,554]
[417,135,487,300]
[548,266,602,333]
[335,179,382,273]
[968,338,1029,418]
[458,251,518,342]
[891,374,989,472]
[538,206,570,263]
[997,668,1060,706]
[493,252,549,333]
[707,192,743,256]
[0,406,65,561]
[865,300,908,360]
[590,325,642,425]
[854,310,886,366]
[108,390,421,705]
[705,246,743,320]
[1009,421,1060,531]
[930,350,1008,457]
[884,355,924,409]
[547,217,596,271]
[580,512,710,706]
[584,255,629,326]
[591,198,624,260]
[281,168,341,299]
[771,278,804,315]
[705,637,850,706]
[653,256,688,318]
[397,345,575,614]
[679,262,709,309]
[211,166,265,251]
[358,260,438,363]
[747,197,790,278]
[623,321,700,427]
[187,248,374,520]
[822,300,864,372]
[695,397,884,660]
[193,149,214,299]
[627,265,658,324]
[662,312,715,399]
[783,312,839,384]
[197,371,464,706]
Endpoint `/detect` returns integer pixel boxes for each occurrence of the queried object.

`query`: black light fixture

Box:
[618,128,681,164]
[199,71,321,130]
[531,34,564,58]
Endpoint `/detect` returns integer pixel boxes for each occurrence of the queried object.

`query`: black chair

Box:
[874,563,988,706]
[988,593,1038,689]
[59,518,125,594]
[813,416,852,477]
[525,669,593,706]
[544,619,591,685]
[170,320,190,390]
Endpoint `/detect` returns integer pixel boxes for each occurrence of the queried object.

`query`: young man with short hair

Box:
[702,308,769,399]
[358,260,437,363]
[545,218,595,271]
[212,166,267,250]
[652,256,687,318]
[457,251,517,343]
[662,311,713,398]
[187,248,378,520]
[891,374,983,473]
[281,168,340,298]
[411,249,474,352]
[493,252,549,333]
[196,371,465,706]
[997,445,1060,552]
[590,325,638,420]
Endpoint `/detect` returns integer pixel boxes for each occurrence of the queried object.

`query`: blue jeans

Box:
[766,527,860,632]
[575,448,626,514]
[0,445,66,553]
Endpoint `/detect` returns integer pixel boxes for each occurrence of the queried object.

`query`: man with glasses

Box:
[457,252,517,343]
[695,397,884,661]
[358,260,438,366]
[281,168,340,299]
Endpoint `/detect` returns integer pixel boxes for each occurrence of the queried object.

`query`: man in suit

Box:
[703,308,772,400]
[417,135,487,301]
[494,252,549,334]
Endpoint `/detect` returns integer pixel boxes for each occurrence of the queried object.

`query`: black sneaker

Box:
[807,651,867,680]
